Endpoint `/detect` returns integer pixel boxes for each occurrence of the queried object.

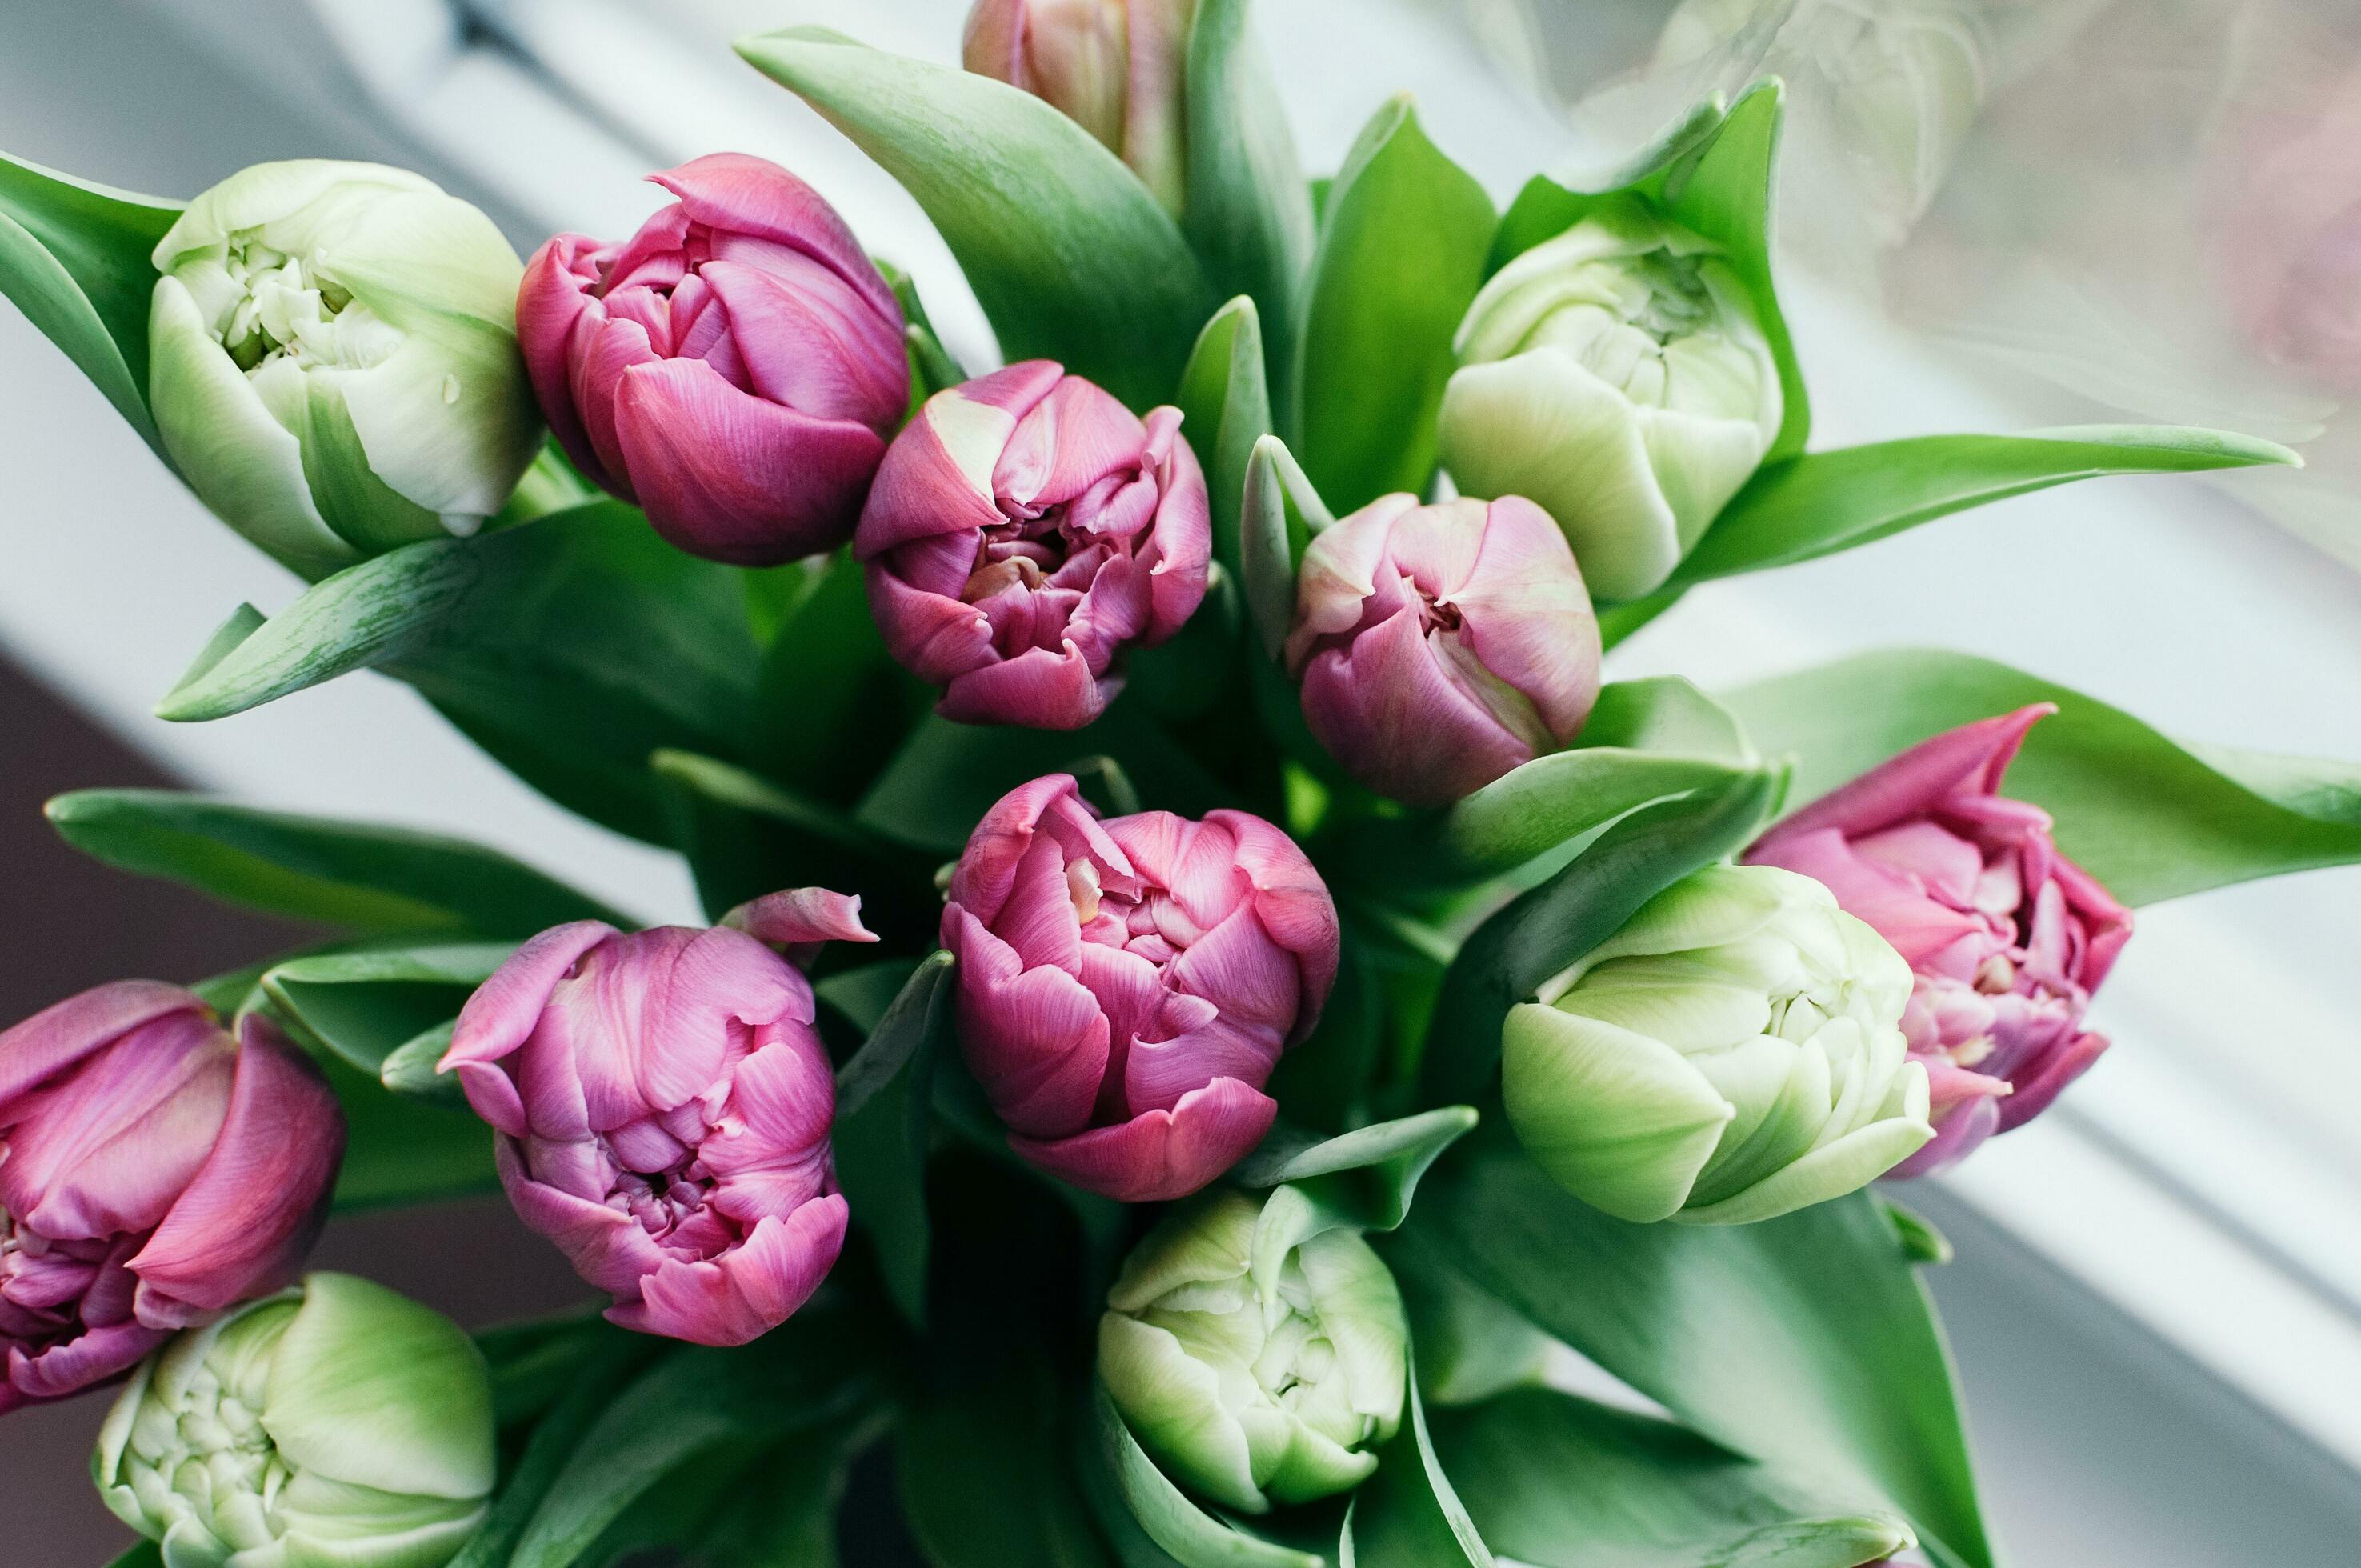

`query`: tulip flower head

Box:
[1503,864,1934,1224]
[97,1272,494,1568]
[1439,194,1783,602]
[942,775,1339,1202]
[0,983,343,1413]
[964,0,1198,214]
[857,362,1211,730]
[1099,1191,1407,1514]
[517,153,910,565]
[440,892,874,1345]
[149,161,542,579]
[1284,493,1602,806]
[1747,705,2131,1174]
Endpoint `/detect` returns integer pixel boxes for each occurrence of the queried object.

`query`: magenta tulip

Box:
[1284,494,1601,807]
[942,775,1339,1201]
[517,152,909,565]
[0,983,343,1412]
[1747,706,2134,1175]
[440,891,874,1345]
[855,361,1211,730]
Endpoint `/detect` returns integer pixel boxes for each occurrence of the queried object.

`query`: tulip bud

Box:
[1502,864,1934,1225]
[857,362,1211,730]
[0,984,343,1413]
[1283,493,1601,806]
[1439,194,1783,602]
[963,0,1198,214]
[439,891,875,1345]
[1746,706,2131,1175]
[517,153,910,566]
[942,775,1339,1202]
[1099,1191,1406,1514]
[148,161,542,580]
[95,1272,494,1568]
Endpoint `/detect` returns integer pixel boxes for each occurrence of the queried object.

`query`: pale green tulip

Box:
[1502,863,1932,1225]
[148,160,540,579]
[94,1272,494,1568]
[1439,194,1782,601]
[1098,1190,1407,1514]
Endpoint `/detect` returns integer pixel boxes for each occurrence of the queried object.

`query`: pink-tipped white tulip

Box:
[0,983,343,1412]
[516,153,909,565]
[856,362,1211,731]
[440,890,876,1345]
[942,774,1339,1202]
[1747,706,2133,1175]
[1284,493,1602,807]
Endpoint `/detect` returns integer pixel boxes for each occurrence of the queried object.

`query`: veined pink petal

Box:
[4,1318,166,1407]
[516,234,615,487]
[494,1138,673,1301]
[0,980,206,1118]
[619,1196,848,1347]
[998,375,1146,510]
[1299,606,1533,809]
[1211,810,1340,1034]
[855,394,1016,558]
[1010,1079,1278,1202]
[1448,496,1600,743]
[939,643,1115,729]
[650,154,898,329]
[947,914,1110,1138]
[946,774,1090,921]
[1766,704,2055,846]
[443,924,618,1084]
[698,254,907,434]
[1751,827,1987,969]
[722,887,878,970]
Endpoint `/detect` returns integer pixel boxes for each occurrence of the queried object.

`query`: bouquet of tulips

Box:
[3,5,2354,1566]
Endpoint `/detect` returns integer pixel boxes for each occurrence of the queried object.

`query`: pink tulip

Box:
[0,983,343,1412]
[1747,706,2133,1175]
[439,891,875,1346]
[516,153,909,565]
[2208,64,2361,394]
[942,775,1339,1202]
[856,361,1211,730]
[1284,494,1601,807]
[962,0,1197,215]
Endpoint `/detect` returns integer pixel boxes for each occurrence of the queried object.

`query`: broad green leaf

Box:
[738,26,1216,410]
[1676,426,2301,586]
[905,1358,1119,1568]
[1492,81,1806,460]
[1432,1387,1915,1568]
[1411,1131,1990,1568]
[1298,96,1495,512]
[474,1310,629,1430]
[0,150,178,453]
[103,1546,162,1568]
[651,748,940,949]
[1176,296,1275,582]
[576,1419,882,1568]
[46,790,621,935]
[1381,1228,1553,1408]
[1337,1374,1489,1567]
[832,951,956,1327]
[450,1330,657,1568]
[1419,772,1779,1106]
[858,707,1235,854]
[1235,1106,1477,1296]
[1597,586,1686,650]
[1727,647,2361,905]
[1085,1382,1325,1568]
[321,1051,497,1211]
[1263,940,1383,1134]
[155,502,764,844]
[510,1305,888,1568]
[881,257,970,403]
[261,942,512,1082]
[1183,0,1315,426]
[746,547,932,806]
[1240,434,1331,660]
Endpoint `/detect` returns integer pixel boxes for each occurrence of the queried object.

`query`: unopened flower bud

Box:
[963,0,1198,214]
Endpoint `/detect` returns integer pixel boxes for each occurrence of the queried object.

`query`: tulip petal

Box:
[1207,810,1341,1035]
[517,234,614,486]
[650,154,898,326]
[1764,704,2055,846]
[613,357,886,565]
[1098,1313,1268,1515]
[0,981,206,1118]
[720,886,878,970]
[1010,1078,1277,1202]
[945,906,1110,1138]
[938,642,1116,730]
[5,1318,166,1406]
[620,1196,848,1347]
[494,1138,670,1301]
[1501,1003,1732,1223]
[442,922,617,1128]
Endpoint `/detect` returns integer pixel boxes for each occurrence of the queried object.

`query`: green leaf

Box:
[1338,1373,1489,1567]
[46,790,622,935]
[905,1358,1120,1568]
[1176,296,1275,583]
[746,547,932,806]
[321,1051,497,1211]
[737,26,1217,411]
[1419,772,1779,1106]
[261,941,512,1081]
[1363,678,1763,883]
[1492,81,1806,460]
[1236,1107,1476,1229]
[1183,0,1315,426]
[1431,1386,1915,1568]
[881,257,970,402]
[652,748,939,947]
[1597,586,1686,651]
[1298,95,1495,513]
[1084,1382,1325,1568]
[103,1545,163,1568]
[451,1331,658,1568]
[155,502,765,845]
[832,951,956,1328]
[1676,426,2302,586]
[1726,647,2361,905]
[509,1306,888,1568]
[1240,434,1331,660]
[1263,939,1383,1134]
[1381,1228,1553,1408]
[474,1310,630,1430]
[1412,1134,1991,1568]
[0,150,178,454]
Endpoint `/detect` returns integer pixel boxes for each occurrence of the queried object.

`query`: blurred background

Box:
[4,0,2360,1561]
